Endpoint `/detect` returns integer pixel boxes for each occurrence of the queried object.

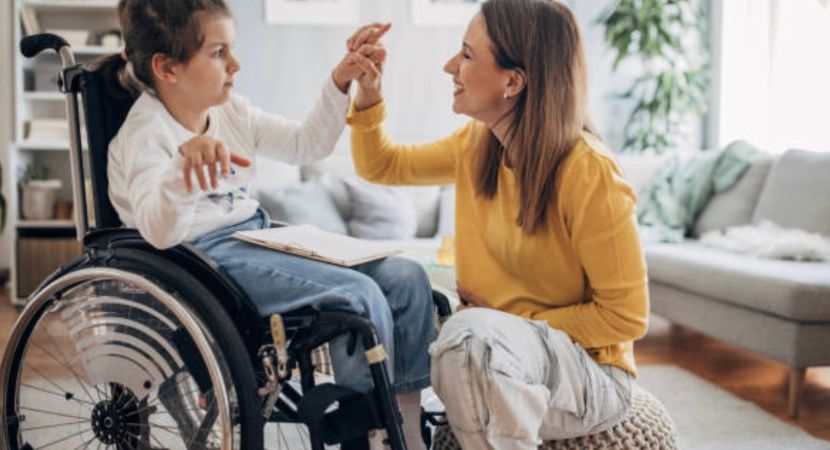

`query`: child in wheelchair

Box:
[107,0,434,448]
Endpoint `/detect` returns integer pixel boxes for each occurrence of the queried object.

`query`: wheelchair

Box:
[1,34,451,450]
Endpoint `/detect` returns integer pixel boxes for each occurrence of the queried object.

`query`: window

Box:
[717,0,830,152]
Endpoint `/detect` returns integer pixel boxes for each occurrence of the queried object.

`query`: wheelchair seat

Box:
[2,34,450,450]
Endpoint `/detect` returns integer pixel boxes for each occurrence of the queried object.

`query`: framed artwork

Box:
[264,0,359,25]
[410,0,485,26]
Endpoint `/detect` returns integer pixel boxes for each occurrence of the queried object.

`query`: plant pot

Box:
[20,179,63,220]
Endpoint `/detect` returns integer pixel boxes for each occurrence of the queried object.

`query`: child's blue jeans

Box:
[191,209,435,394]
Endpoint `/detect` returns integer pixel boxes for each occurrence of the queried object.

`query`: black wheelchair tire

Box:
[0,248,264,450]
[105,248,265,450]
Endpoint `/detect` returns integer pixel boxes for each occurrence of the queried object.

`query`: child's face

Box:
[175,15,240,109]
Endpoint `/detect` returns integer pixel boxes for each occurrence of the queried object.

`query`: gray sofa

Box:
[636,149,830,418]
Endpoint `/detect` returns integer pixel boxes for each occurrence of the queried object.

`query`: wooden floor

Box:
[1,288,828,442]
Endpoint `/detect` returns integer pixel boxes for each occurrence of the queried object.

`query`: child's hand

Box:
[178,135,252,193]
[332,22,391,94]
[332,44,386,93]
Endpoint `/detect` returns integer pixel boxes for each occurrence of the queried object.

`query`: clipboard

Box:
[233,224,402,267]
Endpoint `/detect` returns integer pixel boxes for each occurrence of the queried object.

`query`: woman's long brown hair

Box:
[478,0,593,234]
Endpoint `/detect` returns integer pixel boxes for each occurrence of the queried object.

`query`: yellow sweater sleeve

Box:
[348,100,472,185]
[532,150,649,349]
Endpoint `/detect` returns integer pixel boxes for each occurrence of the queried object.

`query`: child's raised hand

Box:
[332,22,391,94]
[346,22,391,52]
[332,44,387,93]
[178,135,252,193]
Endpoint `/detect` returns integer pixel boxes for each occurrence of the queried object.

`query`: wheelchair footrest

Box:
[297,383,383,445]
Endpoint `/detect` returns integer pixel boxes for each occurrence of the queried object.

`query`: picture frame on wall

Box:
[411,0,485,26]
[264,0,359,25]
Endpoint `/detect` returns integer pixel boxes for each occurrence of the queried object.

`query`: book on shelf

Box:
[26,118,87,143]
[20,6,40,36]
[233,224,402,267]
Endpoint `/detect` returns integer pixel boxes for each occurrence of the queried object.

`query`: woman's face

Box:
[444,13,514,125]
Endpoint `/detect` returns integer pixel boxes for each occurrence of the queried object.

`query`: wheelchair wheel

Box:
[1,258,262,449]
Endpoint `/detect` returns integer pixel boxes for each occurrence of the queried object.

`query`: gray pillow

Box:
[436,186,456,238]
[343,177,418,239]
[751,149,830,236]
[693,158,773,237]
[257,180,348,235]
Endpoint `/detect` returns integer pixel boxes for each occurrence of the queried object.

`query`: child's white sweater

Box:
[108,79,349,249]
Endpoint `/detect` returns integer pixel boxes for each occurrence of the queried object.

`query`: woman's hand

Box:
[178,135,252,193]
[345,23,391,110]
[456,284,490,310]
[332,22,391,95]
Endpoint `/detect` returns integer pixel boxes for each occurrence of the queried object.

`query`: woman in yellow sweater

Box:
[347,0,649,448]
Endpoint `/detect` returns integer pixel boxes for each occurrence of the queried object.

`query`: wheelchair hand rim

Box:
[0,267,234,450]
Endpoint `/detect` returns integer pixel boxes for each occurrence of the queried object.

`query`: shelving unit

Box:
[10,0,119,304]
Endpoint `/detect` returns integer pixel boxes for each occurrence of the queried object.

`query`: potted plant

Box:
[599,0,709,154]
[19,161,62,220]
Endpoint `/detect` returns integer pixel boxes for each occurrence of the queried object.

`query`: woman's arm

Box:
[348,101,471,186]
[532,151,649,348]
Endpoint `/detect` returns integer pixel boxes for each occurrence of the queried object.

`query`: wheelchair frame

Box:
[1,33,451,450]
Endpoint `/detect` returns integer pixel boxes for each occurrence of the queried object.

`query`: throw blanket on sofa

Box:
[700,220,830,261]
[637,140,764,243]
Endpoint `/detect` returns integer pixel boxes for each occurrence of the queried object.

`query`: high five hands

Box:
[332,22,391,96]
[179,23,392,193]
[342,22,391,110]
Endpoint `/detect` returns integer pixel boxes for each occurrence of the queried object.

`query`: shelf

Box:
[73,45,120,56]
[22,91,64,101]
[17,140,87,151]
[23,0,118,11]
[17,219,75,229]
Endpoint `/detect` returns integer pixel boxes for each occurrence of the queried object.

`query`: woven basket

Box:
[431,384,678,450]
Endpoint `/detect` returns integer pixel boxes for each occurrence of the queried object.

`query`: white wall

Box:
[227,0,641,153]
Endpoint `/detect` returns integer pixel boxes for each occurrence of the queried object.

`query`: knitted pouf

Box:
[431,385,678,450]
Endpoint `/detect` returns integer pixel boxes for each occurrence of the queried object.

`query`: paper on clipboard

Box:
[233,224,402,267]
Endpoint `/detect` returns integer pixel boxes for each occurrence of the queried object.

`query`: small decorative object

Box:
[411,0,484,26]
[98,29,122,48]
[20,162,62,221]
[264,0,359,25]
[436,236,455,267]
[54,201,73,220]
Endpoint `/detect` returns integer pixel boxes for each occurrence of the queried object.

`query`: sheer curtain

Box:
[717,0,830,153]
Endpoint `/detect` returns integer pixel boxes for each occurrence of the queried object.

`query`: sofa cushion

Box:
[645,241,830,321]
[344,177,418,239]
[257,180,348,235]
[693,158,773,237]
[302,154,442,237]
[751,149,830,236]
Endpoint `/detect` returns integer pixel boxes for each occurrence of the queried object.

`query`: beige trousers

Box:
[430,308,633,450]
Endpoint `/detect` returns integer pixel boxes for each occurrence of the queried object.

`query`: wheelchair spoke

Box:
[70,434,98,450]
[21,418,90,432]
[20,406,88,420]
[21,382,96,407]
[23,364,96,410]
[30,340,99,406]
[143,374,200,412]
[35,427,92,449]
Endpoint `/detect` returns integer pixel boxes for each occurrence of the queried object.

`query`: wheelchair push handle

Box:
[20,33,77,68]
